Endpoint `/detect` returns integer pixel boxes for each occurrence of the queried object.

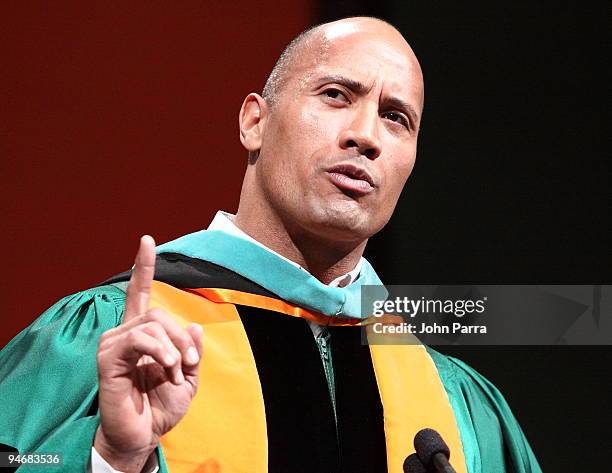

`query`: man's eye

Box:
[382,111,409,129]
[322,88,348,102]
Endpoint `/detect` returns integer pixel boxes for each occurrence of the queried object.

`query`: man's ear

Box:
[239,93,268,155]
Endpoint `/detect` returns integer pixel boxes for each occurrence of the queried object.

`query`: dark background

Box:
[322,3,611,470]
[2,1,610,471]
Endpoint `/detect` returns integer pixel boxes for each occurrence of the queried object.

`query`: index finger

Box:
[123,235,156,322]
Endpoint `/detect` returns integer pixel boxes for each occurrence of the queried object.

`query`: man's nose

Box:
[338,105,382,160]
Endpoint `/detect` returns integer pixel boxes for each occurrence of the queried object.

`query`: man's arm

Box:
[94,236,203,473]
[0,236,203,473]
[91,447,158,473]
[0,285,123,471]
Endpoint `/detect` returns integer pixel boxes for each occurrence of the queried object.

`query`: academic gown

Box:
[0,230,542,473]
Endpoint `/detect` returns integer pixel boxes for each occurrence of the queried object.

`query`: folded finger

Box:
[144,308,200,367]
[139,321,184,385]
[182,323,204,385]
[101,328,177,372]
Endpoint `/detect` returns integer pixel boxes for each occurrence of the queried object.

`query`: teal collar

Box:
[156,229,383,319]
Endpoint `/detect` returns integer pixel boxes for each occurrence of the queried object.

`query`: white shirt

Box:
[91,211,362,473]
[209,211,362,285]
[209,211,363,336]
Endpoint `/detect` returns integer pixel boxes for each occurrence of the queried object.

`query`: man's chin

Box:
[306,206,374,243]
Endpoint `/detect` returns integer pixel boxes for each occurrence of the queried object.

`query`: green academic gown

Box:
[0,230,542,473]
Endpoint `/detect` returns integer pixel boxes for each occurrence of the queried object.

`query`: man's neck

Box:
[234,209,367,285]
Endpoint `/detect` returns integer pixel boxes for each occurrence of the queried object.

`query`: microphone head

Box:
[414,428,450,467]
[403,453,428,473]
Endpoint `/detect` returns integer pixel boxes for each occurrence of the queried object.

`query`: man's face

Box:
[254,21,424,243]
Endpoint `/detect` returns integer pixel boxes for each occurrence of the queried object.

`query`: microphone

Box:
[403,453,428,473]
[414,428,457,473]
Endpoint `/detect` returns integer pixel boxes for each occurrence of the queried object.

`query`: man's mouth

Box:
[326,163,375,196]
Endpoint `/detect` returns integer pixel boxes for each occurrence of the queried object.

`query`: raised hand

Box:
[94,235,203,473]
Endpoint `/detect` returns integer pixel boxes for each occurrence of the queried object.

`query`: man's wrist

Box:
[93,427,158,473]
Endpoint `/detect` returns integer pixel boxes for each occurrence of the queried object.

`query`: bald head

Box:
[236,15,425,270]
[262,17,423,110]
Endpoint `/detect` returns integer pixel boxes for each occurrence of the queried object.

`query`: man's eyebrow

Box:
[315,75,371,95]
[383,96,420,127]
[315,74,420,126]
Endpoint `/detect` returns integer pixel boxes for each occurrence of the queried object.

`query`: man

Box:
[0,17,541,473]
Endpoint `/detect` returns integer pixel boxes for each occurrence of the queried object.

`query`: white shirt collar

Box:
[208,211,362,288]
